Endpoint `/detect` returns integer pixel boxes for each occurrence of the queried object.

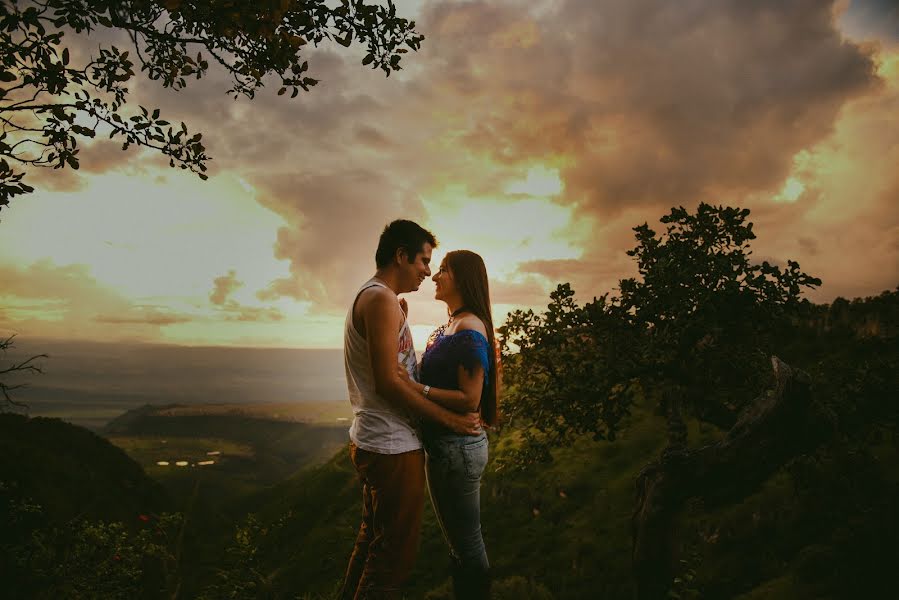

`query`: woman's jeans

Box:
[424,431,490,590]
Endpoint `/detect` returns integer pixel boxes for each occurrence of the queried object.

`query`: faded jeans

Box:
[424,431,490,575]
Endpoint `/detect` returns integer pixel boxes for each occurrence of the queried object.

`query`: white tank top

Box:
[344,278,422,454]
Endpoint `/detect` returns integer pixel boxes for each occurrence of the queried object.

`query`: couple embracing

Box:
[340,220,498,600]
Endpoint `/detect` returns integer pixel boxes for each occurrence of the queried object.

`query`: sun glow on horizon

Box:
[0,169,289,298]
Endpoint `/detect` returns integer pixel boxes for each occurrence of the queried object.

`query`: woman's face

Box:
[432,260,457,303]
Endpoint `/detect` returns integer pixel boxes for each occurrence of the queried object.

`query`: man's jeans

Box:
[425,431,490,578]
[340,443,425,600]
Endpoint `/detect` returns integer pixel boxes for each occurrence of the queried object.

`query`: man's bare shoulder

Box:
[356,285,398,315]
[352,284,400,338]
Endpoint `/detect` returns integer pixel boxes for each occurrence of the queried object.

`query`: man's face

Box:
[398,243,433,293]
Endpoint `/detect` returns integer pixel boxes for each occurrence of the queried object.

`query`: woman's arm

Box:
[365,290,481,435]
[398,362,484,413]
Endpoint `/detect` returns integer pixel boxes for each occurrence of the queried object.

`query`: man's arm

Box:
[399,363,483,414]
[364,290,480,435]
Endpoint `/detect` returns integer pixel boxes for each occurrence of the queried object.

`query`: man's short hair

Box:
[375,220,437,268]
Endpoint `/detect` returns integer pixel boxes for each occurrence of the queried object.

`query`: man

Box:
[340,220,482,600]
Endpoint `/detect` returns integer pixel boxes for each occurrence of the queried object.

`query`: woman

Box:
[398,249,498,599]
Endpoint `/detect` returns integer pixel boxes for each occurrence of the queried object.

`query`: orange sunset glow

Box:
[1,0,897,351]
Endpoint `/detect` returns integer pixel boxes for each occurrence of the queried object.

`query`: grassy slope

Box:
[241,405,724,599]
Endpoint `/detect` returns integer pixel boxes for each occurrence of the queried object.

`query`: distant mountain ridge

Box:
[1,340,347,429]
[103,400,351,434]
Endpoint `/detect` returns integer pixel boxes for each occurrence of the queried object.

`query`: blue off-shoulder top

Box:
[419,329,490,435]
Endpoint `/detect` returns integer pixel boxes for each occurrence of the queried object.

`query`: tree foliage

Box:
[618,204,821,440]
[499,203,822,462]
[498,285,641,463]
[0,0,424,208]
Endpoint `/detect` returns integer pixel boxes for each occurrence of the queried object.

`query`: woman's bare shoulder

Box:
[455,315,488,337]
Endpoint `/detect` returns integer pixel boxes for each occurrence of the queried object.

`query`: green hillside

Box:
[97,405,353,598]
[195,306,898,600]
[0,413,169,523]
[206,374,895,600]
[204,405,723,598]
[103,405,349,508]
[0,414,176,599]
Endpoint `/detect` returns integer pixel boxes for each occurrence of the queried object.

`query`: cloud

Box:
[841,0,899,43]
[517,254,635,297]
[354,124,396,150]
[10,0,897,342]
[0,259,285,342]
[490,276,555,306]
[420,0,877,211]
[22,140,160,193]
[95,309,193,326]
[255,169,427,309]
[210,270,243,305]
[234,0,886,310]
[0,260,196,339]
[406,0,892,305]
[219,303,285,323]
[26,167,86,193]
[209,270,284,321]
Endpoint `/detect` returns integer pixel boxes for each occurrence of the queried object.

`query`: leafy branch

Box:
[0,0,424,209]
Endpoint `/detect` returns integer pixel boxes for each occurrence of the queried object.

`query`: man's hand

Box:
[397,364,412,384]
[448,411,482,436]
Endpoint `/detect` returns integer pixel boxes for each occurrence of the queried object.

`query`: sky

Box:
[1,0,897,350]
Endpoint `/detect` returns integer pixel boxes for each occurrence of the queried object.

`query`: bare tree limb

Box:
[0,335,47,409]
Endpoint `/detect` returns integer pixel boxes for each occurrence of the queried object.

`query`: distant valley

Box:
[101,402,352,503]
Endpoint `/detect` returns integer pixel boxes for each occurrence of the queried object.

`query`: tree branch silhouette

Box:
[0,0,424,210]
[0,335,47,408]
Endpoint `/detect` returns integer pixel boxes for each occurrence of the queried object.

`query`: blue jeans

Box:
[424,431,490,575]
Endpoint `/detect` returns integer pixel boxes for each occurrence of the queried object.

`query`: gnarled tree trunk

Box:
[631,357,832,600]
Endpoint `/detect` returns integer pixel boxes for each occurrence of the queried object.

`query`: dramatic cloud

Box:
[744,50,899,300]
[255,169,427,310]
[240,0,887,310]
[409,0,890,303]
